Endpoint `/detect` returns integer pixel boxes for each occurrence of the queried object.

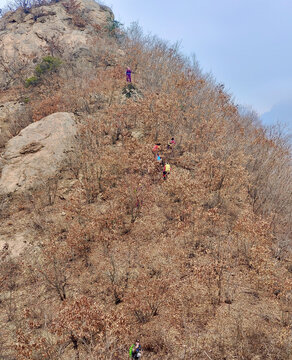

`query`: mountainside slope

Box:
[0,1,291,359]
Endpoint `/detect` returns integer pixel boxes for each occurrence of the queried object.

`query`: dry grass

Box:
[0,16,291,360]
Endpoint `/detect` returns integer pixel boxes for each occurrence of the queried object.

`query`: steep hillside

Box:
[0,1,291,360]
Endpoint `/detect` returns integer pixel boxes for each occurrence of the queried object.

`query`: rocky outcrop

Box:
[0,0,114,88]
[0,112,77,194]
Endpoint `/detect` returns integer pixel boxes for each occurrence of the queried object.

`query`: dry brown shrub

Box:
[1,17,291,360]
[31,93,64,121]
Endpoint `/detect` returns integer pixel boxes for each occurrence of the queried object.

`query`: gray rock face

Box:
[0,0,114,88]
[0,112,77,194]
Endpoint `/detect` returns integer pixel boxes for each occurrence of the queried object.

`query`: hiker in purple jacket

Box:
[126,67,132,82]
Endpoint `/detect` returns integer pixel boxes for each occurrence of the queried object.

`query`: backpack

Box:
[165,163,170,172]
[133,345,142,358]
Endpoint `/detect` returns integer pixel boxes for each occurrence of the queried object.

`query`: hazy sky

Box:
[102,0,292,127]
[1,0,292,127]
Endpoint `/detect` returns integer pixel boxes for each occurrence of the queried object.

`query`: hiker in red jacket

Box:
[152,143,161,158]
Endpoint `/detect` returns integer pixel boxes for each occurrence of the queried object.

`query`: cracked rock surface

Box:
[0,112,76,194]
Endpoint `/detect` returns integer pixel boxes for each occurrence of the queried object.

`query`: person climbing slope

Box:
[152,143,161,158]
[129,340,142,359]
[167,137,176,149]
[126,67,132,82]
[163,162,171,180]
[156,153,163,163]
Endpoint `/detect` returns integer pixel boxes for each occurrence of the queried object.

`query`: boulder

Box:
[0,112,77,195]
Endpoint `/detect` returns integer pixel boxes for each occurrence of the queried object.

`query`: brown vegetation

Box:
[0,4,291,360]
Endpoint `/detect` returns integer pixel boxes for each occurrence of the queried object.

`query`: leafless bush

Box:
[7,108,32,137]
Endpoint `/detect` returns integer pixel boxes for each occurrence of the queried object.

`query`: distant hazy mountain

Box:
[261,100,292,134]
